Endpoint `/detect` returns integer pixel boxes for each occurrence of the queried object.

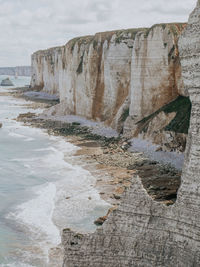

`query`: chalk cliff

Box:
[31,47,62,94]
[61,1,200,266]
[0,66,31,77]
[129,23,186,119]
[31,30,139,126]
[31,24,187,137]
[124,23,187,137]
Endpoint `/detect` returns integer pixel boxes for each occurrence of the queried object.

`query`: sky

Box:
[0,0,197,67]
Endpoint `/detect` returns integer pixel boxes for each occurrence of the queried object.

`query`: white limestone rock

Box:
[61,2,200,266]
[31,25,186,133]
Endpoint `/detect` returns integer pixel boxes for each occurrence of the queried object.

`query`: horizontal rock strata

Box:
[62,1,200,266]
[31,24,186,136]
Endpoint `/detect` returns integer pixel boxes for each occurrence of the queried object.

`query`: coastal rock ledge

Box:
[62,2,200,267]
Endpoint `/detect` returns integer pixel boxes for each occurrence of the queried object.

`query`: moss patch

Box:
[115,28,148,44]
[144,23,166,38]
[144,23,186,38]
[70,37,80,52]
[76,55,84,74]
[138,96,191,134]
[93,40,98,49]
[164,96,191,133]
[120,108,129,122]
[69,36,94,52]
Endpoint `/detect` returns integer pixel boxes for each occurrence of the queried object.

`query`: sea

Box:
[0,75,110,266]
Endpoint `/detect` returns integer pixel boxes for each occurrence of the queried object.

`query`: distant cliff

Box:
[0,66,31,77]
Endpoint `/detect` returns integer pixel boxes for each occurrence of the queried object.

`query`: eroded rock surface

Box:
[62,2,200,266]
[31,24,186,135]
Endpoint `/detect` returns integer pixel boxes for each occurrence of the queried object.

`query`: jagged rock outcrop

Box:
[31,24,186,133]
[0,66,31,77]
[61,2,200,266]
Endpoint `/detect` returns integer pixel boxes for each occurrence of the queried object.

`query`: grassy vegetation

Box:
[70,37,80,52]
[138,96,191,134]
[69,36,94,52]
[47,54,54,66]
[168,45,175,59]
[144,24,166,38]
[144,23,186,38]
[164,96,191,133]
[169,24,183,37]
[120,108,129,122]
[115,28,148,44]
[76,55,84,74]
[93,40,98,49]
[62,47,67,69]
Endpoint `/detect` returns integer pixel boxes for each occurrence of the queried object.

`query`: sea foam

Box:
[8,183,60,262]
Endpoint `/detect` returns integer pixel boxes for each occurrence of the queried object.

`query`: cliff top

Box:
[33,45,62,56]
[32,22,186,56]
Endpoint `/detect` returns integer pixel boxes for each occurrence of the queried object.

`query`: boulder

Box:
[0,78,14,86]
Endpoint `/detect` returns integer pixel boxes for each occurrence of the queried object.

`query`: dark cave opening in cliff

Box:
[131,95,192,206]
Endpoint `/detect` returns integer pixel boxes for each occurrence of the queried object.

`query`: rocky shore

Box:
[59,3,200,266]
[1,85,185,266]
[10,86,181,212]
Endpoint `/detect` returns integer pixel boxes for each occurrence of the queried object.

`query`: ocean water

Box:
[0,76,110,266]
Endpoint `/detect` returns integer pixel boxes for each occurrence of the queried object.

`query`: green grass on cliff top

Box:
[138,96,191,134]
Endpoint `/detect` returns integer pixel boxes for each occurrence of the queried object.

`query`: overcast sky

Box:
[0,0,197,67]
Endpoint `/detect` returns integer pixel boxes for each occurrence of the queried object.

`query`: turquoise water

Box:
[0,76,110,266]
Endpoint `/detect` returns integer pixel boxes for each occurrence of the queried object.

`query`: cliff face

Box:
[123,23,189,149]
[56,31,136,125]
[62,2,200,266]
[0,66,31,77]
[31,30,141,127]
[128,23,186,122]
[31,47,62,94]
[31,24,186,133]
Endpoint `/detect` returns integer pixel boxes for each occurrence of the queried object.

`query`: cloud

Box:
[0,0,197,66]
[139,0,192,15]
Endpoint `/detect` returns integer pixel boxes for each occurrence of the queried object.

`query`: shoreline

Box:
[11,86,182,208]
[3,86,182,265]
